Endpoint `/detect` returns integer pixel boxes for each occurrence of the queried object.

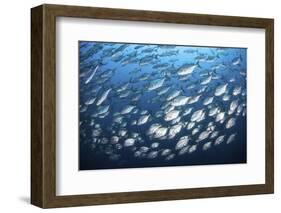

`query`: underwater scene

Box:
[79,41,247,170]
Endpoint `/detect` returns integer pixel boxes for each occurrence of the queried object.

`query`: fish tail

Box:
[239,54,243,62]
[98,60,105,66]
[236,55,243,67]
[196,60,202,69]
[180,86,186,94]
[163,72,167,79]
[129,77,134,83]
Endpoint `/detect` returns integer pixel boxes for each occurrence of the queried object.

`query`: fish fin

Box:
[164,72,171,80]
[180,86,186,94]
[98,60,106,66]
[239,54,243,61]
[238,54,243,66]
[210,49,214,55]
[129,77,134,83]
[196,60,202,69]
[147,109,153,116]
[154,54,159,60]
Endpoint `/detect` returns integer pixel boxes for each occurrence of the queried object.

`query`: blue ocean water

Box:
[79,41,247,170]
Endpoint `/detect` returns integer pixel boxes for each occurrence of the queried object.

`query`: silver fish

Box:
[232,56,242,65]
[189,145,197,153]
[215,112,225,123]
[177,64,198,76]
[118,129,127,137]
[80,105,87,113]
[201,75,212,85]
[226,118,236,129]
[137,114,150,125]
[92,129,102,137]
[178,146,190,155]
[101,138,109,144]
[94,105,110,116]
[182,107,193,116]
[197,130,211,142]
[85,97,96,105]
[170,116,181,125]
[96,88,111,106]
[157,87,170,96]
[151,142,159,149]
[187,122,195,130]
[203,97,214,105]
[140,110,149,115]
[165,153,175,161]
[168,123,183,139]
[124,138,135,147]
[222,94,231,101]
[98,111,110,118]
[120,105,135,115]
[110,136,119,144]
[139,146,149,153]
[131,132,139,139]
[85,65,99,84]
[188,95,201,104]
[237,104,244,114]
[147,151,158,159]
[226,133,236,144]
[202,142,212,151]
[230,100,239,111]
[175,136,189,150]
[134,151,142,158]
[192,127,200,135]
[191,109,204,122]
[170,96,190,106]
[166,90,181,101]
[161,149,172,156]
[153,127,168,138]
[113,115,123,124]
[147,78,165,91]
[164,110,180,121]
[116,82,129,92]
[210,131,219,139]
[146,123,162,136]
[215,83,228,96]
[214,135,225,145]
[233,86,242,96]
[209,106,220,116]
[164,105,175,114]
[118,90,131,98]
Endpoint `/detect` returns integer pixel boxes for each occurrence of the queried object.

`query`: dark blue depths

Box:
[79,41,247,170]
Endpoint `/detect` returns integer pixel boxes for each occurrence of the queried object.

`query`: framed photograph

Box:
[31,4,274,208]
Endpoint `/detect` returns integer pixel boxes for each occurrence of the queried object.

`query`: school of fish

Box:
[79,41,247,168]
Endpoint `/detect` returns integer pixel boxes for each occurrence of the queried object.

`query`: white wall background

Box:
[0,0,279,212]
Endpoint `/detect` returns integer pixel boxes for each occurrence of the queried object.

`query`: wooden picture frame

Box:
[31,4,274,208]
